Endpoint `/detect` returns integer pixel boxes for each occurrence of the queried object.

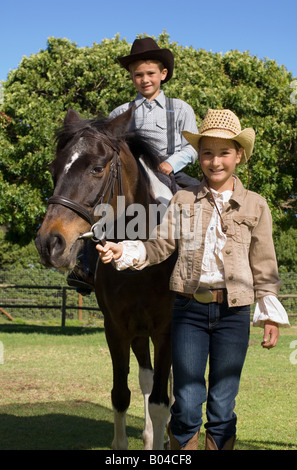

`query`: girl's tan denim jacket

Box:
[139,176,281,308]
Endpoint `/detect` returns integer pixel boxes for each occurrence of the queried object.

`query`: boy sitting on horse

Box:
[109,36,198,187]
[68,36,199,293]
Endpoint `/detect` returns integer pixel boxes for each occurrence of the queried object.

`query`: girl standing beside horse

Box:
[96,108,290,450]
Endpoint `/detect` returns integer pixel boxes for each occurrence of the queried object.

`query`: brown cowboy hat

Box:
[117,37,174,83]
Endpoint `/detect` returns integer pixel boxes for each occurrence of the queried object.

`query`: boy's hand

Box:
[96,241,123,263]
[261,320,279,349]
[158,162,173,175]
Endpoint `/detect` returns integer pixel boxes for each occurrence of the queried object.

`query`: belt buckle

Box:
[193,288,214,303]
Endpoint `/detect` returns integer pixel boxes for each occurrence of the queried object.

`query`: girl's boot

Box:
[169,428,199,450]
[205,431,235,450]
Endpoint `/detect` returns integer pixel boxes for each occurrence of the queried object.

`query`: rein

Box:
[204,175,228,233]
[48,151,123,237]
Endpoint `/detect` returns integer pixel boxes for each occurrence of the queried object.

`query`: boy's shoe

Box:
[67,265,94,296]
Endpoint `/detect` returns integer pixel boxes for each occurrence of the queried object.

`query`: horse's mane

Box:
[55,116,162,173]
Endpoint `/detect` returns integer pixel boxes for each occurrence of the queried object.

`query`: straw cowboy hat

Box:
[183,109,255,163]
[117,37,174,83]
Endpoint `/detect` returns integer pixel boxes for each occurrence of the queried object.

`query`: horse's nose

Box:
[47,232,66,259]
[35,232,66,267]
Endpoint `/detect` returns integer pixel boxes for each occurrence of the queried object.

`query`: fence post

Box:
[61,287,67,327]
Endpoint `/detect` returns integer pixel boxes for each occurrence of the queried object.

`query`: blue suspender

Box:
[165,97,175,156]
[129,97,175,156]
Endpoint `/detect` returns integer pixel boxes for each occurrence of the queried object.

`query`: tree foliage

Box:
[274,227,297,272]
[0,33,296,270]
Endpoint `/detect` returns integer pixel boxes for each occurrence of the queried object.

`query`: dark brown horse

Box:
[35,108,176,450]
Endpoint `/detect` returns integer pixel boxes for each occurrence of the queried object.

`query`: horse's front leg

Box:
[112,408,129,451]
[149,332,172,450]
[132,337,154,450]
[138,367,154,449]
[105,327,131,450]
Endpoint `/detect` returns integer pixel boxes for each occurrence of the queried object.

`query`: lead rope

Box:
[204,176,228,234]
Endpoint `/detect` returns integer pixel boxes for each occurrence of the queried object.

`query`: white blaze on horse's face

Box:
[64,137,85,174]
[64,151,80,174]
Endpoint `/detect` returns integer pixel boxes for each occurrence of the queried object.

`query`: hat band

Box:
[201,127,238,136]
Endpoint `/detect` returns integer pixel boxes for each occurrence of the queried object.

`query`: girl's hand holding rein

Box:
[96,241,123,263]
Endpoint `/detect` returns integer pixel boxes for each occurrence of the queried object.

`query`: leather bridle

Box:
[48,150,123,231]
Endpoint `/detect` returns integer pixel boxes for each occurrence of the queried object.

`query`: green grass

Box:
[0,319,296,450]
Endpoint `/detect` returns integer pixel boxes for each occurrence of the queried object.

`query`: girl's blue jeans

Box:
[170,294,250,449]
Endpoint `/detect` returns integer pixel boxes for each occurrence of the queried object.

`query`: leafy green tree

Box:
[274,227,297,272]
[0,229,42,269]
[0,33,296,271]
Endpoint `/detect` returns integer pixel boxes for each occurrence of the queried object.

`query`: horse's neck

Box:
[116,152,173,240]
[110,165,155,242]
[138,158,173,207]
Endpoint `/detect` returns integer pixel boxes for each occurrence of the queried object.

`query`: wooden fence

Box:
[0,284,101,327]
[1,284,297,328]
[0,269,296,326]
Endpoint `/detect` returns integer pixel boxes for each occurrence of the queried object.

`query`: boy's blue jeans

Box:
[170,294,250,449]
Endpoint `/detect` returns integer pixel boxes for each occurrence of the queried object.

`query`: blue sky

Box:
[1,0,296,83]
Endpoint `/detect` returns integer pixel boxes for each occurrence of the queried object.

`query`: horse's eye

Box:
[91,166,104,175]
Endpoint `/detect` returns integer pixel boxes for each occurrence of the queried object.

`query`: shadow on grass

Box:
[235,439,296,451]
[1,398,295,451]
[0,400,144,450]
[0,324,104,336]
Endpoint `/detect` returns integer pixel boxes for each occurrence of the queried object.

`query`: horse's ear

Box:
[108,106,134,136]
[64,109,82,124]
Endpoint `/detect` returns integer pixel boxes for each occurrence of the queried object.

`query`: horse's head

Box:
[35,108,159,269]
